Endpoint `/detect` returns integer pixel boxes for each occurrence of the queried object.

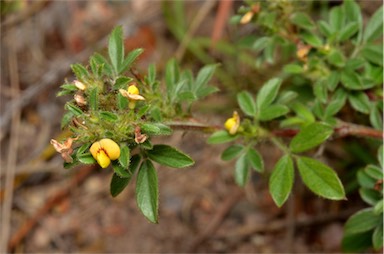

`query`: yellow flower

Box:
[224,111,240,135]
[90,138,121,168]
[119,83,145,109]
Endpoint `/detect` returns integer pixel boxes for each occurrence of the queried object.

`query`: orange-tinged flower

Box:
[90,138,120,168]
[134,126,148,144]
[51,137,77,163]
[119,83,145,109]
[224,111,240,135]
[296,44,312,62]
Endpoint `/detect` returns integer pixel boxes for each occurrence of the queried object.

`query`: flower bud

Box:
[74,80,86,90]
[224,111,240,135]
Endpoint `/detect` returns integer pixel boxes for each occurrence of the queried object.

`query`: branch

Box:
[167,120,383,140]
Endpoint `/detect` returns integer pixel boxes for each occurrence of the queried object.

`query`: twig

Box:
[166,121,383,140]
[335,121,384,139]
[175,1,217,61]
[185,187,244,252]
[167,121,221,133]
[0,49,21,254]
[7,165,95,252]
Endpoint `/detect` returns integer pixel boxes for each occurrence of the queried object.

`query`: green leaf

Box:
[357,170,376,189]
[76,143,91,155]
[114,76,132,90]
[297,156,345,200]
[259,104,289,121]
[108,26,124,75]
[290,122,333,153]
[148,144,194,168]
[89,88,98,111]
[196,86,219,99]
[342,231,374,252]
[324,90,347,117]
[237,91,256,116]
[92,53,112,76]
[153,123,173,135]
[327,49,346,68]
[277,91,298,104]
[256,78,282,111]
[359,188,382,206]
[140,139,153,150]
[291,12,315,30]
[345,208,381,234]
[60,83,77,92]
[112,160,131,178]
[348,92,371,114]
[165,59,180,97]
[252,36,270,52]
[194,64,217,93]
[269,155,294,207]
[343,0,363,42]
[147,63,157,85]
[365,164,383,181]
[221,144,244,161]
[300,32,323,47]
[326,71,340,91]
[283,64,303,74]
[117,93,128,110]
[246,148,264,172]
[70,63,89,81]
[291,102,315,123]
[341,69,363,90]
[99,111,118,122]
[136,160,159,223]
[378,145,383,168]
[141,123,172,135]
[318,21,332,37]
[338,22,359,42]
[61,112,74,128]
[65,102,83,116]
[77,153,97,164]
[119,48,144,74]
[207,130,238,144]
[370,106,382,129]
[374,200,383,215]
[313,79,328,104]
[361,44,383,66]
[234,153,249,187]
[329,6,345,32]
[118,144,130,169]
[373,224,384,250]
[140,123,160,135]
[110,173,130,197]
[363,6,383,42]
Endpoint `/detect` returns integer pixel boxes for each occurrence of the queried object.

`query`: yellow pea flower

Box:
[224,111,240,135]
[119,83,145,109]
[90,138,120,168]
